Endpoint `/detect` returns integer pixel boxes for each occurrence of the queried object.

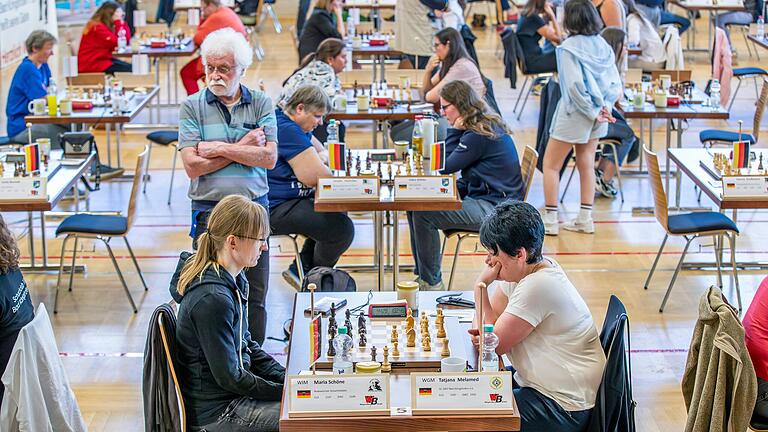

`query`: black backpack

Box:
[300,267,357,292]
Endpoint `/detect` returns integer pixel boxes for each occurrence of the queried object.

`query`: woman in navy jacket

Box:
[406,80,525,291]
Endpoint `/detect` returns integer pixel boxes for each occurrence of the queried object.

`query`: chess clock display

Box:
[368,300,409,319]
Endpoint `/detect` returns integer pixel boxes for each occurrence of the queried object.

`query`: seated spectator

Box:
[744,276,768,430]
[715,0,761,43]
[297,0,345,63]
[624,0,666,70]
[471,200,605,431]
[6,31,69,149]
[422,27,485,104]
[78,1,133,74]
[171,195,285,432]
[0,215,34,410]
[278,38,347,143]
[406,80,524,290]
[593,0,626,29]
[516,0,563,74]
[635,0,690,33]
[180,0,246,95]
[269,85,355,289]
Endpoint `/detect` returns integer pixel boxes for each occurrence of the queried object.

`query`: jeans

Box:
[660,9,691,34]
[192,207,270,345]
[105,59,132,74]
[192,398,280,432]
[715,11,754,41]
[269,198,355,272]
[601,114,637,166]
[755,377,768,424]
[10,124,70,149]
[407,197,496,285]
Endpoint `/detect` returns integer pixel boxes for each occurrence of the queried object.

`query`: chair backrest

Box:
[68,73,106,86]
[643,146,669,231]
[158,312,186,432]
[114,73,156,87]
[126,146,150,231]
[510,29,529,74]
[520,145,539,201]
[650,69,691,82]
[753,78,768,142]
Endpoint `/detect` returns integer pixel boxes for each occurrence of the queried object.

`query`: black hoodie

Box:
[170,252,285,427]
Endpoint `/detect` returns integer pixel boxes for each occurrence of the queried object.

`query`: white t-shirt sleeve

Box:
[503,272,555,327]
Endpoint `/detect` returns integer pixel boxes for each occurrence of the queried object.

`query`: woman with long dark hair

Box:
[422,27,485,104]
[0,215,34,409]
[77,1,132,73]
[406,80,524,291]
[516,0,563,74]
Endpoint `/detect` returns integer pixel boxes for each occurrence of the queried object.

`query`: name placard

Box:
[0,177,47,202]
[316,177,380,202]
[394,175,455,200]
[288,374,390,417]
[722,176,768,198]
[411,372,515,415]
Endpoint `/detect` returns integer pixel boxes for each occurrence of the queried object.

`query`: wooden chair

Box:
[158,310,186,432]
[642,147,741,312]
[700,78,767,147]
[649,69,692,82]
[54,147,150,313]
[67,73,106,86]
[441,145,539,291]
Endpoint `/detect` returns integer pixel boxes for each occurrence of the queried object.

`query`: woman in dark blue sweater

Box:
[407,80,525,290]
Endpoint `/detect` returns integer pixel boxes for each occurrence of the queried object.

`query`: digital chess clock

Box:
[368,300,409,319]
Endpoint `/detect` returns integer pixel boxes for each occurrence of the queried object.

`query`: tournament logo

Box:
[368,378,383,392]
[364,395,379,404]
[441,178,449,187]
[488,394,504,403]
[489,376,503,390]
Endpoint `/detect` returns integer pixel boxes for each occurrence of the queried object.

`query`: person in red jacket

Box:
[78,1,132,74]
[180,0,246,95]
[744,276,768,429]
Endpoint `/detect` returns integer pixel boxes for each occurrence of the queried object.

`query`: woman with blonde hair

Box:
[298,0,345,62]
[170,195,285,432]
[406,80,525,291]
[77,1,132,73]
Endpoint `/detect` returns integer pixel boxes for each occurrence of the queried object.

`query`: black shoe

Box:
[282,265,301,291]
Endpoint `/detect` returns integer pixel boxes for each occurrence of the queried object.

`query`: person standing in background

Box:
[393,0,436,68]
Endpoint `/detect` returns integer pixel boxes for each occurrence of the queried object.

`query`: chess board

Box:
[315,314,469,371]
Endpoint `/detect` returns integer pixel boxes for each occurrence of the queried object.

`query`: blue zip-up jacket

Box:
[440,127,525,204]
[170,253,285,427]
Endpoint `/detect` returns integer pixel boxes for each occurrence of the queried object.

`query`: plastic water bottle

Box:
[117,27,127,51]
[481,324,499,372]
[412,115,424,156]
[332,326,353,374]
[758,16,765,39]
[326,119,339,144]
[347,18,356,38]
[710,79,721,109]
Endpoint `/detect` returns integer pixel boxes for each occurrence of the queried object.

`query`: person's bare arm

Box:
[421,55,441,102]
[180,147,233,179]
[600,0,623,28]
[493,313,535,355]
[540,4,563,44]
[311,135,329,164]
[287,147,332,188]
[334,6,346,37]
[204,141,278,169]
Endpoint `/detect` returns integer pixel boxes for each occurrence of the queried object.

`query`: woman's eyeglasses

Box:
[237,235,268,244]
[440,103,453,111]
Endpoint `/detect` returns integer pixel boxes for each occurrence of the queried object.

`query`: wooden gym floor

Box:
[5,12,768,430]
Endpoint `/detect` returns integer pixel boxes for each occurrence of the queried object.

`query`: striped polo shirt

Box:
[179,86,278,210]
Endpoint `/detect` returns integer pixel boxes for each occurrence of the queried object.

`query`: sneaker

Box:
[543,211,559,236]
[562,218,595,234]
[418,279,445,291]
[282,266,301,291]
[596,177,618,199]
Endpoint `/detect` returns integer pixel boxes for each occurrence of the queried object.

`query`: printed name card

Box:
[317,177,380,202]
[394,175,455,200]
[0,177,47,201]
[722,176,768,198]
[410,372,515,415]
[288,374,390,417]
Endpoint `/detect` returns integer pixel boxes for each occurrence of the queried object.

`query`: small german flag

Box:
[418,388,432,396]
[309,315,322,365]
[733,141,750,169]
[430,141,445,171]
[24,143,40,173]
[328,142,346,171]
[297,390,312,398]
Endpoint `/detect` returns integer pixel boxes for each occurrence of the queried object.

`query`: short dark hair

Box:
[564,0,604,36]
[479,201,544,264]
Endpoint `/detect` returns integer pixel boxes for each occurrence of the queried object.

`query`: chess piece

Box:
[353,80,358,97]
[356,155,361,173]
[405,309,415,332]
[441,338,450,357]
[422,334,431,351]
[382,346,391,372]
[370,345,377,362]
[327,327,337,357]
[436,320,446,339]
[358,312,367,331]
[406,327,416,347]
[329,304,338,332]
[392,341,400,357]
[366,152,372,170]
[345,309,353,332]
[759,153,764,173]
[391,326,398,343]
[376,162,382,179]
[359,332,367,347]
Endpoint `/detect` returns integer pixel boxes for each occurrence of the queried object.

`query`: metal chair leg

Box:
[728,79,743,112]
[727,232,742,311]
[124,237,149,291]
[660,235,694,312]
[102,237,138,313]
[167,145,178,206]
[290,235,305,283]
[644,233,669,289]
[68,236,79,292]
[447,235,466,292]
[713,234,723,288]
[513,76,529,114]
[54,235,71,314]
[142,142,153,194]
[559,162,576,203]
[440,235,447,260]
[516,81,536,121]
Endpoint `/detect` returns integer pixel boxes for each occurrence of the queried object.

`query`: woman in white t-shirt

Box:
[471,200,606,431]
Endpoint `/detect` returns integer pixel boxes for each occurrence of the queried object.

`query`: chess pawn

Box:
[370,345,377,362]
[441,338,450,357]
[422,334,431,351]
[382,346,391,372]
[392,341,400,357]
[391,326,398,343]
[405,308,415,331]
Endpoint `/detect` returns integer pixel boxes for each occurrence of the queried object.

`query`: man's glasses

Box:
[206,64,235,75]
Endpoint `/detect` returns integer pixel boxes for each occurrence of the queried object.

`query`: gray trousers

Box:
[193,398,280,432]
[10,124,70,148]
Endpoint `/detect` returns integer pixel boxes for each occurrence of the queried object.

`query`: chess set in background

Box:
[701,147,768,198]
[0,141,54,201]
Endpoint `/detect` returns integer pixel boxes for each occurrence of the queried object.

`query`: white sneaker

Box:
[562,218,595,234]
[543,212,559,236]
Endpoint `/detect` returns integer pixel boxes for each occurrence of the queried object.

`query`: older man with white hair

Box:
[178,28,277,351]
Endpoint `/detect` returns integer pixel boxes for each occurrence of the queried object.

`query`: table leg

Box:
[74,180,80,212]
[392,210,399,291]
[27,212,35,267]
[638,119,645,172]
[675,118,683,208]
[173,59,179,105]
[383,121,390,148]
[116,123,122,168]
[106,123,112,166]
[373,120,379,149]
[166,57,172,105]
[375,211,384,291]
[40,211,48,267]
[665,119,672,199]
[372,55,378,82]
[379,55,385,81]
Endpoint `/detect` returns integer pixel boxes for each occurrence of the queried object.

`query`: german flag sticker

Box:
[418,388,432,396]
[725,182,736,189]
[297,390,312,398]
[323,185,332,190]
[399,184,408,190]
